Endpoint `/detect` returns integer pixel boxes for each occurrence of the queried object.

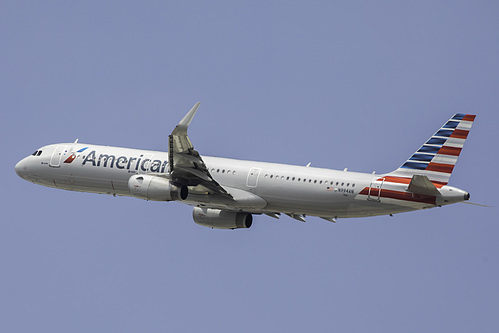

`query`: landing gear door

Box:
[368,177,385,202]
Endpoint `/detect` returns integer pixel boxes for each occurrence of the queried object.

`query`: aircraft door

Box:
[368,177,385,201]
[49,145,68,168]
[246,167,261,188]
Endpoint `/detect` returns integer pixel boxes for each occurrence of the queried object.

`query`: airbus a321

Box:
[15,103,475,229]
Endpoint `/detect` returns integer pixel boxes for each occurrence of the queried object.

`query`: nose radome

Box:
[15,158,28,178]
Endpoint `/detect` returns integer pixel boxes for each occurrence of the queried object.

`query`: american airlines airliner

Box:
[15,103,475,229]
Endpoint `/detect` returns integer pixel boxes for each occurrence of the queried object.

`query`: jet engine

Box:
[192,207,252,229]
[128,174,188,201]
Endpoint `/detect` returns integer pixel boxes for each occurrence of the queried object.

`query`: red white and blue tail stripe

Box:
[387,113,476,185]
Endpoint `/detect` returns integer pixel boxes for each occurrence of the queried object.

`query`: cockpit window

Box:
[32,150,43,156]
[32,151,38,156]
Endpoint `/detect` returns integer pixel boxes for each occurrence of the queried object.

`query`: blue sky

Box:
[1,1,498,332]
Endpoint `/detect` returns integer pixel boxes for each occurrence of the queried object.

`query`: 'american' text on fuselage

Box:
[82,150,168,173]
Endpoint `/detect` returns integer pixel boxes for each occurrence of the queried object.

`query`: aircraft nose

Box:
[15,158,28,179]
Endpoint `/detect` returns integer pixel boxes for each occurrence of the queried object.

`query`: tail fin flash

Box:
[388,113,476,185]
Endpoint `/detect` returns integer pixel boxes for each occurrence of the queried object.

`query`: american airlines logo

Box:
[81,150,168,173]
[64,147,89,164]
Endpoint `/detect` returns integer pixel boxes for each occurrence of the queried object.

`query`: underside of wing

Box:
[168,103,232,198]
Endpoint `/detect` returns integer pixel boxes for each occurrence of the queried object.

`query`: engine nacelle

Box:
[192,207,252,229]
[128,174,188,201]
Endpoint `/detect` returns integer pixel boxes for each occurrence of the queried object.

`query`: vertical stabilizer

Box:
[388,113,476,185]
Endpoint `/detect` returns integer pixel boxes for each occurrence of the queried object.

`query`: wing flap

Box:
[175,166,212,182]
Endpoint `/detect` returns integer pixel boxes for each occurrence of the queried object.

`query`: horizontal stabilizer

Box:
[407,175,440,196]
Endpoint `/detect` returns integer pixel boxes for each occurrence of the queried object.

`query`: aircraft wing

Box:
[168,103,232,198]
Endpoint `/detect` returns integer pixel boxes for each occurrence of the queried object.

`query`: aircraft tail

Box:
[387,113,476,185]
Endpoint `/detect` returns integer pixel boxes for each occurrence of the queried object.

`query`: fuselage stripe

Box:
[359,187,436,205]
[380,176,446,187]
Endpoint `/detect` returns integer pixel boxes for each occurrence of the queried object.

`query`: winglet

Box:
[173,102,200,134]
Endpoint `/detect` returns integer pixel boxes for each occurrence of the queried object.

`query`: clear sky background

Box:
[1,1,498,332]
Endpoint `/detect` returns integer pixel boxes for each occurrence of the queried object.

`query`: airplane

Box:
[15,103,475,229]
